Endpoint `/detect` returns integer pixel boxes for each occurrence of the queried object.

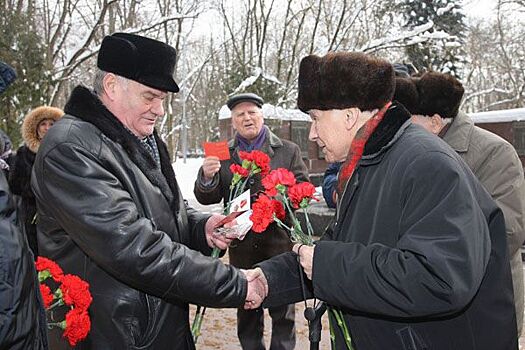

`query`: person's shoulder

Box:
[39,114,103,156]
[398,123,456,156]
[471,125,512,151]
[280,138,299,148]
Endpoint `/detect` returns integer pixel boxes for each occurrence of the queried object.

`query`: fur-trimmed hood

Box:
[22,106,63,153]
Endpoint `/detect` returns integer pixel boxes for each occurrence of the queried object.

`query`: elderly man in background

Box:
[31,33,265,350]
[194,93,308,350]
[252,52,516,349]
[407,71,525,337]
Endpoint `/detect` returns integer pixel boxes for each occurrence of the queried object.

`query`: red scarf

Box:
[337,102,392,195]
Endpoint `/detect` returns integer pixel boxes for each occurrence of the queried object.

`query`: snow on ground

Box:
[173,157,224,214]
[173,157,203,200]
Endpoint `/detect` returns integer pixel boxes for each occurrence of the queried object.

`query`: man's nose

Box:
[308,123,318,141]
[151,99,165,116]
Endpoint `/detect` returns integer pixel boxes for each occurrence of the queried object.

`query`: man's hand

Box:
[242,268,268,309]
[293,244,315,280]
[205,214,237,250]
[202,156,221,182]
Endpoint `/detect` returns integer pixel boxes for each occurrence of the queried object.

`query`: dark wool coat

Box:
[9,145,38,256]
[259,103,517,350]
[31,86,247,350]
[0,171,48,350]
[193,128,309,268]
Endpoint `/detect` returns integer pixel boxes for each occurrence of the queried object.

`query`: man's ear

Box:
[102,73,118,100]
[430,114,444,133]
[344,108,359,130]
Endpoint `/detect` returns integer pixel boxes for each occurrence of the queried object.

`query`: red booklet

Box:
[203,141,230,160]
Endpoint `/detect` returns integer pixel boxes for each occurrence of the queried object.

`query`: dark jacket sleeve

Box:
[258,251,314,308]
[193,166,225,205]
[289,143,309,183]
[312,151,492,318]
[322,162,341,209]
[9,147,34,198]
[35,142,247,308]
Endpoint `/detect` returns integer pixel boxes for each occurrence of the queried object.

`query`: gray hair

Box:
[93,69,129,96]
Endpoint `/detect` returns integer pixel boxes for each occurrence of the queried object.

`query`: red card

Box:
[203,141,230,160]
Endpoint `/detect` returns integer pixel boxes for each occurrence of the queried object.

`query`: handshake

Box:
[241,268,268,309]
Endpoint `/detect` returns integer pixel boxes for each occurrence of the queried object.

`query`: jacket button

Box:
[249,179,255,185]
[253,243,259,249]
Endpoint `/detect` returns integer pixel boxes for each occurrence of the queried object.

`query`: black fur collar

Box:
[363,102,411,156]
[64,85,180,212]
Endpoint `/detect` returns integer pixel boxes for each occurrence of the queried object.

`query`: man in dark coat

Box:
[406,72,525,338]
[0,60,48,350]
[194,93,309,350]
[251,52,517,349]
[31,33,264,350]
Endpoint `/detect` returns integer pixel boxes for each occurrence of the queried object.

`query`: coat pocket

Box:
[130,294,161,349]
[396,326,428,350]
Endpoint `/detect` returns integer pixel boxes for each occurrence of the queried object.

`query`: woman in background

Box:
[9,106,63,257]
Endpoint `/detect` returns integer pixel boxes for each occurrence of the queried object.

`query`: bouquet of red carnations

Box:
[250,169,355,349]
[36,256,92,347]
[250,167,318,245]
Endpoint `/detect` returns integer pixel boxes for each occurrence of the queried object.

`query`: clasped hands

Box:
[205,216,315,310]
[241,243,315,310]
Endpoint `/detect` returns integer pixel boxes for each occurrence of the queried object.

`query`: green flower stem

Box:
[273,216,294,232]
[280,193,313,246]
[192,246,222,343]
[303,209,314,243]
[328,310,336,348]
[47,321,66,330]
[329,308,354,349]
[47,298,64,310]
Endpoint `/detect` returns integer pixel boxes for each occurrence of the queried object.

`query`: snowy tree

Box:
[0,5,51,147]
[398,0,466,77]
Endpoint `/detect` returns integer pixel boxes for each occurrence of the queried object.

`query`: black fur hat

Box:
[98,33,179,93]
[297,52,395,113]
[393,77,419,113]
[413,72,464,119]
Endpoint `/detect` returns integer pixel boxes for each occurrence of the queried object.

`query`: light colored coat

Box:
[443,110,525,335]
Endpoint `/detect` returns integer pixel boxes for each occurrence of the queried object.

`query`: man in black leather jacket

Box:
[31,33,264,349]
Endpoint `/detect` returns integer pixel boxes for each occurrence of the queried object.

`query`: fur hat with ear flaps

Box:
[297,52,395,113]
[22,106,63,153]
[413,72,464,119]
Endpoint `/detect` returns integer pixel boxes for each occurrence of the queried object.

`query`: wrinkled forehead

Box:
[231,102,262,115]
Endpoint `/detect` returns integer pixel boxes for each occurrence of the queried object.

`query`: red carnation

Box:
[63,308,91,347]
[39,283,54,309]
[288,182,318,208]
[36,256,64,282]
[60,274,93,311]
[230,163,249,177]
[262,168,296,196]
[250,195,275,233]
[239,150,271,176]
[272,199,285,220]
